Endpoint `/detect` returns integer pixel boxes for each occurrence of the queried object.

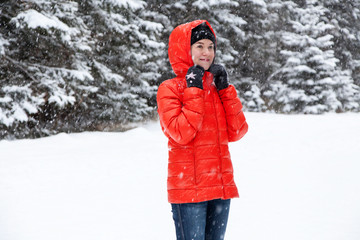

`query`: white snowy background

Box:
[1,112,360,240]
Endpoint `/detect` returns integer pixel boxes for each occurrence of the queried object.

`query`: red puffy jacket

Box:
[157,20,248,203]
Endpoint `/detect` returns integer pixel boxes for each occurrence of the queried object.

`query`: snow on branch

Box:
[0,35,9,55]
[11,9,79,43]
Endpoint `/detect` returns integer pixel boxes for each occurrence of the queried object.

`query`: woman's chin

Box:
[197,63,211,70]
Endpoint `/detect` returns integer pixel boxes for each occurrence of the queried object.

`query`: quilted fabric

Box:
[157,20,248,203]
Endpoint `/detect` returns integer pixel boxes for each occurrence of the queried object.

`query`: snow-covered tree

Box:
[1,0,360,139]
[77,0,166,126]
[225,0,271,112]
[264,0,360,113]
[321,0,360,87]
[0,0,166,139]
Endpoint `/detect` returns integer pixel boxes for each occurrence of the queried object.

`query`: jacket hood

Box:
[168,20,216,77]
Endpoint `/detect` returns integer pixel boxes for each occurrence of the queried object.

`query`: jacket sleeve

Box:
[218,85,248,142]
[157,82,205,145]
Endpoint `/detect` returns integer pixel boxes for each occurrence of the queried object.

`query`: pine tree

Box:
[0,0,167,139]
[321,0,360,87]
[226,0,271,112]
[77,0,166,127]
[264,0,359,113]
[1,0,360,139]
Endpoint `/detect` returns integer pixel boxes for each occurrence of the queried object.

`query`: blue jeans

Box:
[171,199,231,240]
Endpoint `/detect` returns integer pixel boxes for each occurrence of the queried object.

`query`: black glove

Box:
[186,65,205,89]
[208,64,229,90]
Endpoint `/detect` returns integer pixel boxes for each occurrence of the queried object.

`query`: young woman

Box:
[157,20,248,240]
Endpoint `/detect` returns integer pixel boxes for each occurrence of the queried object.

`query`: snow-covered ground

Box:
[1,113,360,240]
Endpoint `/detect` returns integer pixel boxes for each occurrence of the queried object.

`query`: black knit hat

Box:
[191,23,216,46]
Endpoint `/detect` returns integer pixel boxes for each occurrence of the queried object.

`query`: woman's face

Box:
[191,39,215,70]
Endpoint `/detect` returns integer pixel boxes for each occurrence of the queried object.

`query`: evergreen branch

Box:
[3,55,38,82]
[0,12,12,21]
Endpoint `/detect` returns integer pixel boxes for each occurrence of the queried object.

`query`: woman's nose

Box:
[202,48,210,55]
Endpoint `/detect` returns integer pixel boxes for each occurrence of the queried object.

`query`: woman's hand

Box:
[186,65,205,89]
[208,64,229,90]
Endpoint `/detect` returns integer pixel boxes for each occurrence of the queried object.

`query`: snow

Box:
[138,19,164,33]
[293,65,316,74]
[192,0,239,10]
[106,0,146,11]
[11,105,28,122]
[12,9,71,31]
[0,36,9,55]
[0,85,44,126]
[67,69,94,82]
[11,9,79,43]
[249,0,267,7]
[48,94,76,107]
[0,96,12,103]
[1,113,360,240]
[93,61,124,84]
